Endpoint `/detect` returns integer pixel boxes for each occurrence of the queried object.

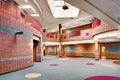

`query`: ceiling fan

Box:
[62,2,69,10]
[54,0,73,16]
[55,0,71,10]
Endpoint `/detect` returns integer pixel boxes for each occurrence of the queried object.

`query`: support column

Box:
[58,24,63,57]
[43,29,46,56]
[95,41,100,60]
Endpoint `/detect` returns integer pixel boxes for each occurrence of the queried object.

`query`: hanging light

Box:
[62,2,69,10]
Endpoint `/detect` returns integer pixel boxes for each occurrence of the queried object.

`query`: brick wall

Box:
[0,16,42,74]
[0,16,42,37]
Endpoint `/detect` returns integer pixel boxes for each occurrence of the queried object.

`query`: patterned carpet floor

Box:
[0,55,120,80]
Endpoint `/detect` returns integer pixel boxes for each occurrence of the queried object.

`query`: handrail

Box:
[0,1,42,32]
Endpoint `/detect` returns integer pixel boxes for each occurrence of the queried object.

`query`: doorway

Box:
[33,40,39,62]
[100,44,107,59]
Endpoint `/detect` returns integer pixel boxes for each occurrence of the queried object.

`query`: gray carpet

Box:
[0,55,120,80]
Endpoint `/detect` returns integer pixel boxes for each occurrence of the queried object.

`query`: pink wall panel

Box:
[92,22,117,36]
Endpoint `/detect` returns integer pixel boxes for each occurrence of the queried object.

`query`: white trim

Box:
[62,40,95,45]
[44,40,95,46]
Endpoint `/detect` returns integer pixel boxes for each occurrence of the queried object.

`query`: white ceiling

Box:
[14,0,120,43]
[87,0,120,25]
[14,0,94,32]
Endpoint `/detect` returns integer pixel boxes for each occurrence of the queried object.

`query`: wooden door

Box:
[100,44,107,58]
[33,40,39,62]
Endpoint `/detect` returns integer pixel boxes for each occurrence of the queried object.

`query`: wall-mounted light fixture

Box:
[15,32,23,35]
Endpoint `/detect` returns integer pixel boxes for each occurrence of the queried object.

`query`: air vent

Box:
[117,17,120,21]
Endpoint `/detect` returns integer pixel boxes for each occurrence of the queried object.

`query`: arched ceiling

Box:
[14,0,94,32]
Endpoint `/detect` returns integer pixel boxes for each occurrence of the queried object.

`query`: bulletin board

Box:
[67,46,75,52]
[50,47,56,52]
[108,44,120,53]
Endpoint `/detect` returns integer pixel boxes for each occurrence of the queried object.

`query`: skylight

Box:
[47,0,80,18]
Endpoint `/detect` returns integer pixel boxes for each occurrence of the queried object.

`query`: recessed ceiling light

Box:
[30,14,39,17]
[21,5,31,9]
[21,5,36,13]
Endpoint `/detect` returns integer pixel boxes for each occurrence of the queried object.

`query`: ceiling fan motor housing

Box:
[62,5,69,10]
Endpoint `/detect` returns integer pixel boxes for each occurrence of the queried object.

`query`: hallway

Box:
[0,55,120,80]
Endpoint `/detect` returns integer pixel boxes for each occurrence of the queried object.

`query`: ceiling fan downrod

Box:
[62,2,69,10]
